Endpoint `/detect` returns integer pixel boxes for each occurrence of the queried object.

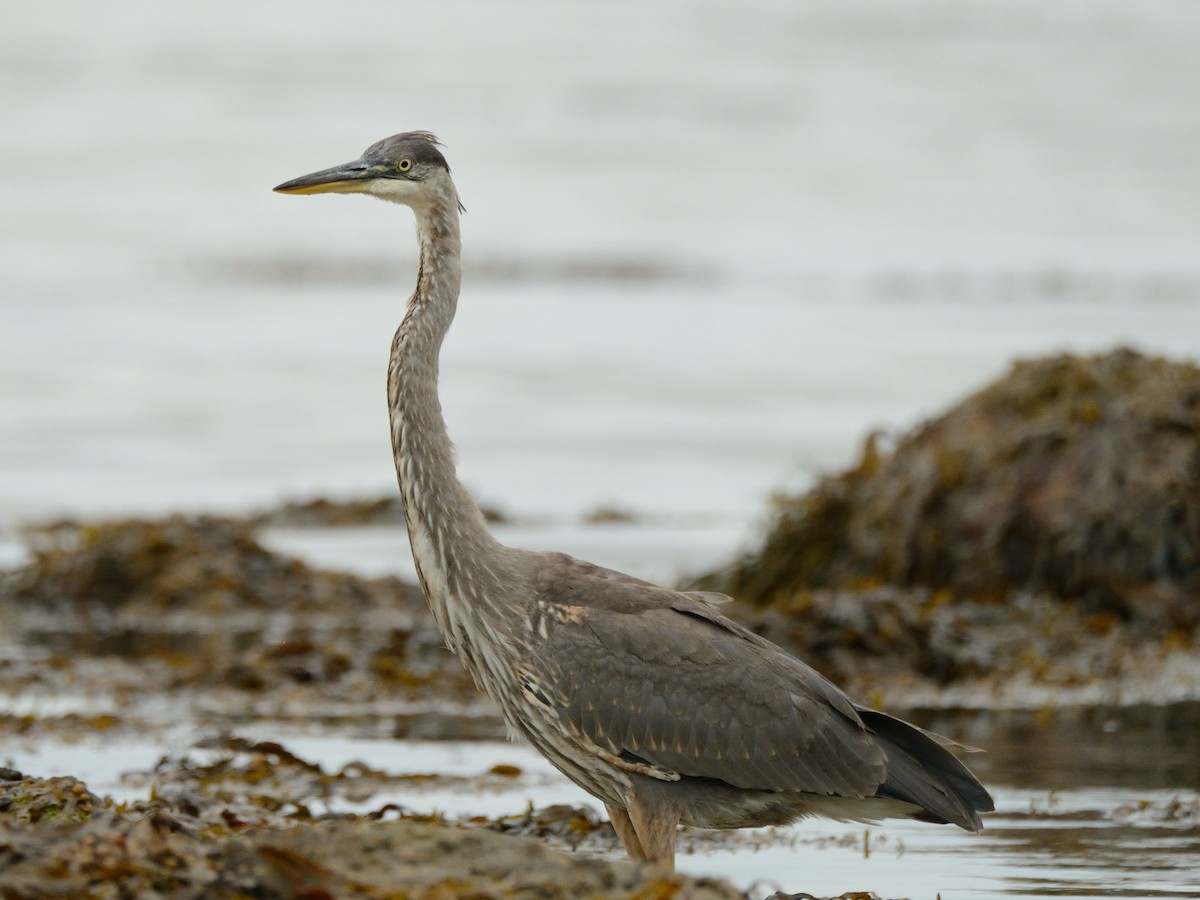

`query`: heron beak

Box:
[273,157,384,195]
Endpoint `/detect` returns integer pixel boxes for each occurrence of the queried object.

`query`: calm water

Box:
[2,0,1199,529]
[6,703,1199,898]
[5,523,1200,897]
[3,2,1200,895]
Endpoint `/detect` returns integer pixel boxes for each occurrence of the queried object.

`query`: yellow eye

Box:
[397,158,413,173]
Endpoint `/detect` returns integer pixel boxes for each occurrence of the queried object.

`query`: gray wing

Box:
[527,553,887,798]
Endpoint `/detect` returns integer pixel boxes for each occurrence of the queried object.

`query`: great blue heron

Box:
[274,131,993,869]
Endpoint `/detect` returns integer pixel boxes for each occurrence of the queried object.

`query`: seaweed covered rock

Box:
[0,772,101,825]
[720,349,1200,628]
[0,809,706,899]
[4,515,417,614]
[0,515,475,706]
[247,494,509,527]
[0,773,744,900]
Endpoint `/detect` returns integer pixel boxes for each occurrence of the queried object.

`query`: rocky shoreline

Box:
[3,348,1198,898]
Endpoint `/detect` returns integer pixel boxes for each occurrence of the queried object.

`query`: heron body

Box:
[274,132,993,868]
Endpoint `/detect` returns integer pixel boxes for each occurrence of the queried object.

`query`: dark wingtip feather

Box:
[859,709,994,831]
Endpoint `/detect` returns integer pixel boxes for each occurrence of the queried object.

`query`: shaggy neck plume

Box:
[386,193,501,644]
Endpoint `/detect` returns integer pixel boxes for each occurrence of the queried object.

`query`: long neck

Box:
[387,195,500,631]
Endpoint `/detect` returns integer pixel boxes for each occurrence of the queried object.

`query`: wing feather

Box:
[528,553,886,798]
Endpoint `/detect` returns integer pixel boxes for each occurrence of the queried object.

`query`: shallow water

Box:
[4,2,1200,896]
[3,0,1200,530]
[4,515,1199,898]
[6,707,1199,898]
[259,518,746,587]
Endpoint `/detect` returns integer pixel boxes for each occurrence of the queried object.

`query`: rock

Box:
[714,349,1200,628]
[5,514,418,614]
[0,775,744,900]
[0,775,101,825]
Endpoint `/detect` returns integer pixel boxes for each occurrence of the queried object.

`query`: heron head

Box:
[273,131,461,211]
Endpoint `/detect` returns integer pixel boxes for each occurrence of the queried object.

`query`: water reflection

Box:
[917,704,1200,792]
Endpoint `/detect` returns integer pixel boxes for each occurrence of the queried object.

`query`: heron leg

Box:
[625,791,678,871]
[605,803,646,860]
